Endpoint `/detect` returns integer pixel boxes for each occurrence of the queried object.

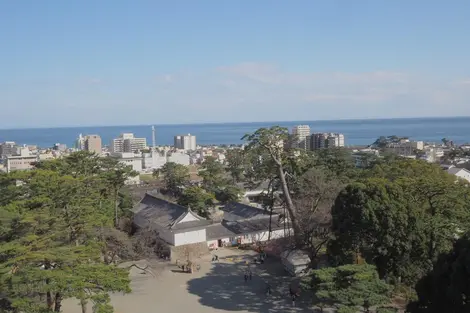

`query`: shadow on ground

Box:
[187,255,313,312]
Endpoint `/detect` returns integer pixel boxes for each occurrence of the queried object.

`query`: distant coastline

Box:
[2,115,469,131]
[1,116,470,148]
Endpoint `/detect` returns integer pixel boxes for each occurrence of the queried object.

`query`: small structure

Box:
[447,167,470,183]
[281,250,310,277]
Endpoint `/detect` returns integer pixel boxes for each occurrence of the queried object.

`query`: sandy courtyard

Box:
[62,248,312,313]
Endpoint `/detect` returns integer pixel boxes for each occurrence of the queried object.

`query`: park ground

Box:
[62,248,314,313]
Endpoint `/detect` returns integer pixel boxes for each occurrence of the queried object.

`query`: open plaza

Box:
[62,248,312,313]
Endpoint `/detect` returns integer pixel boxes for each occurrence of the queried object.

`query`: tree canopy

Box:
[0,163,132,312]
[407,233,470,313]
[302,264,393,313]
[154,162,190,195]
[329,159,470,285]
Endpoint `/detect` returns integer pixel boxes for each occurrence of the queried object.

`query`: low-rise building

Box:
[168,151,190,165]
[447,167,470,184]
[6,147,38,173]
[132,194,289,250]
[385,139,424,157]
[111,152,142,185]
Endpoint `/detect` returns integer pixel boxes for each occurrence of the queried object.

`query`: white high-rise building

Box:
[111,133,147,153]
[291,125,311,149]
[174,134,197,151]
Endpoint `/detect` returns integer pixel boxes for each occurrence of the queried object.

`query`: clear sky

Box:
[1,0,469,128]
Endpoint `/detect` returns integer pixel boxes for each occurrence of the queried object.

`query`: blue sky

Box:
[1,1,470,128]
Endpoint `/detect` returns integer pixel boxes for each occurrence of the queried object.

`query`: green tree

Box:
[154,162,190,195]
[407,233,470,313]
[0,170,130,312]
[293,167,343,262]
[224,149,246,183]
[215,185,242,204]
[329,159,470,285]
[199,156,227,193]
[99,157,138,227]
[313,147,357,181]
[242,126,302,244]
[302,264,392,313]
[177,186,215,217]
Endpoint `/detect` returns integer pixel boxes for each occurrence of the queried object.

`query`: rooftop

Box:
[132,193,211,231]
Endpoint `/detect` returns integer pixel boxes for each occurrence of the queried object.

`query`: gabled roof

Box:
[447,167,464,175]
[132,193,211,231]
[222,202,269,222]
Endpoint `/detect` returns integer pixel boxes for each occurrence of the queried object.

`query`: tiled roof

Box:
[206,217,285,240]
[222,202,269,222]
[132,193,211,231]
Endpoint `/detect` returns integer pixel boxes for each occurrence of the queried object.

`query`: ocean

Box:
[0,117,469,148]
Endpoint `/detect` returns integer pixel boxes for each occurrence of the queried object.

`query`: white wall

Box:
[456,170,470,183]
[240,229,288,244]
[174,229,207,246]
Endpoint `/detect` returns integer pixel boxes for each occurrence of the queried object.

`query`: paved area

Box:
[62,248,312,313]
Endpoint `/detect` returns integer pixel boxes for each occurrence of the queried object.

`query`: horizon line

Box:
[1,115,469,131]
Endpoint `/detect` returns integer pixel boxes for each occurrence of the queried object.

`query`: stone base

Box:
[170,242,209,263]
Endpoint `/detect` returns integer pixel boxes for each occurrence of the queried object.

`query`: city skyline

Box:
[1,1,470,128]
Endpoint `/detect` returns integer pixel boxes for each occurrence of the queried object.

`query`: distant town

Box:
[1,124,470,184]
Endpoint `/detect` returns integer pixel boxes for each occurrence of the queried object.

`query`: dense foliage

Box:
[329,159,470,286]
[0,152,140,312]
[407,233,470,313]
[302,264,393,313]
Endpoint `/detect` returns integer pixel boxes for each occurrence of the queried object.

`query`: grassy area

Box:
[140,173,157,182]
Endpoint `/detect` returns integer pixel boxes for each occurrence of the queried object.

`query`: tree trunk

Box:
[45,261,54,309]
[80,299,87,313]
[114,188,119,227]
[277,164,302,245]
[54,292,62,312]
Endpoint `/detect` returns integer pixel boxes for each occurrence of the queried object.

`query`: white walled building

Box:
[110,152,142,184]
[6,147,38,173]
[386,140,424,156]
[291,125,311,150]
[174,134,197,151]
[132,194,289,248]
[167,151,190,166]
[447,167,470,184]
[111,133,147,153]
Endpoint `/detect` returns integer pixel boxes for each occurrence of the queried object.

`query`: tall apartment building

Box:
[84,135,102,154]
[291,125,311,150]
[174,134,197,151]
[76,134,102,154]
[111,133,147,153]
[0,141,18,157]
[309,133,345,150]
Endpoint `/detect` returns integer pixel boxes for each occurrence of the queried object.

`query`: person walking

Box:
[265,282,272,295]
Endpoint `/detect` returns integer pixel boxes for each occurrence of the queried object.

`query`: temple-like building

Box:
[132,193,289,249]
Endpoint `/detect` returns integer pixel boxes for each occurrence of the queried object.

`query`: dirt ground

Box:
[61,248,314,313]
